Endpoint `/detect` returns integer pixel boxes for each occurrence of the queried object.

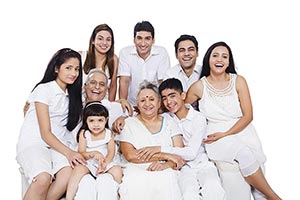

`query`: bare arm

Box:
[35,102,85,168]
[185,80,203,105]
[104,133,116,164]
[225,75,253,135]
[118,76,130,100]
[203,75,254,143]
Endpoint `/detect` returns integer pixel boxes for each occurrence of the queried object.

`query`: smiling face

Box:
[86,115,107,136]
[209,46,230,74]
[176,40,198,71]
[134,31,154,60]
[92,30,112,55]
[161,88,185,114]
[84,71,108,102]
[55,57,80,91]
[137,88,160,116]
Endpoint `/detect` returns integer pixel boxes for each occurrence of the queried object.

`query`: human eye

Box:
[89,80,96,85]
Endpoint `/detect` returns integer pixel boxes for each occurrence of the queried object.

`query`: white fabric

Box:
[67,99,127,150]
[116,116,182,200]
[163,64,202,92]
[117,45,170,105]
[161,106,226,199]
[215,161,251,200]
[199,73,267,199]
[84,129,118,176]
[16,81,71,187]
[199,74,266,166]
[179,163,226,200]
[161,106,208,165]
[17,81,69,154]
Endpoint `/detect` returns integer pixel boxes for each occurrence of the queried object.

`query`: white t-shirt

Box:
[17,81,69,154]
[163,64,202,92]
[117,45,170,105]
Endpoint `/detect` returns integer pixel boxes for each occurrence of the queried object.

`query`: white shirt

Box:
[162,104,210,168]
[17,81,69,154]
[163,64,202,92]
[117,45,170,105]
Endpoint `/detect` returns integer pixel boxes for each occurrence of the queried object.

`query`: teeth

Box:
[183,57,191,61]
[215,63,223,67]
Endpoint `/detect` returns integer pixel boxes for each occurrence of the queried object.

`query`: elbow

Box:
[122,152,137,162]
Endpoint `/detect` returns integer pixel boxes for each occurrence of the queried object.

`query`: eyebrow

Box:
[161,92,176,98]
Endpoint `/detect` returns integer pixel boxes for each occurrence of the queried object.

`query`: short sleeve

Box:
[28,84,51,105]
[117,47,131,77]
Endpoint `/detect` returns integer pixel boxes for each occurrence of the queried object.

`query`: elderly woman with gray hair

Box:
[116,80,185,200]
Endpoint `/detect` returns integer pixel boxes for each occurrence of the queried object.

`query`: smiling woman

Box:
[2,1,298,199]
[185,41,282,200]
[16,48,85,200]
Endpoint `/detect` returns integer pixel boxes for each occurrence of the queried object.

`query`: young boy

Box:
[158,78,226,199]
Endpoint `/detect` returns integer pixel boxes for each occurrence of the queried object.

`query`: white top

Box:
[161,105,210,168]
[17,81,69,154]
[85,128,112,156]
[117,45,170,105]
[199,74,266,164]
[115,115,181,167]
[163,64,202,92]
[68,99,127,150]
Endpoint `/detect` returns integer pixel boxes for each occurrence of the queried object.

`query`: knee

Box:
[32,172,51,192]
[108,166,123,184]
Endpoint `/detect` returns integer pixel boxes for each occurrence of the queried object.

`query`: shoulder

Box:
[152,45,168,54]
[235,74,248,90]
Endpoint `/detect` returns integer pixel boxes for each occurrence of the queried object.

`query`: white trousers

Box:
[179,164,226,200]
[75,173,119,200]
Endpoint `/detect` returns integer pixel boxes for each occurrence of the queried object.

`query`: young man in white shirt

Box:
[158,78,226,199]
[117,21,170,106]
[164,34,201,92]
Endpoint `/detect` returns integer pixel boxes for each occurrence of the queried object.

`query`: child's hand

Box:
[97,160,107,175]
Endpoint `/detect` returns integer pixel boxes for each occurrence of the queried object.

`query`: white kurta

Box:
[116,116,182,200]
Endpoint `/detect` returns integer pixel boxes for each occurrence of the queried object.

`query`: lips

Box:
[215,63,224,68]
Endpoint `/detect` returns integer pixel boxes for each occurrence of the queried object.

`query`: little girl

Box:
[66,101,122,200]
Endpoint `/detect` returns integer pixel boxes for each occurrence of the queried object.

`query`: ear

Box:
[181,92,186,101]
[54,67,59,73]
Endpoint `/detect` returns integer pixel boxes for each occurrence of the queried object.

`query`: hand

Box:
[66,150,86,168]
[112,116,126,133]
[97,160,107,175]
[115,99,133,116]
[147,161,168,171]
[166,154,185,170]
[203,132,227,144]
[23,102,30,117]
[93,151,105,163]
[136,146,161,161]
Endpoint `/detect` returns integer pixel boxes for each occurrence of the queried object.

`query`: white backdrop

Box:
[1,0,298,199]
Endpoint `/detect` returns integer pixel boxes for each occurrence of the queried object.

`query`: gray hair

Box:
[85,68,108,85]
[137,80,160,99]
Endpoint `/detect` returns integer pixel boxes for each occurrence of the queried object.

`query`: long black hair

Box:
[33,48,83,131]
[200,41,237,78]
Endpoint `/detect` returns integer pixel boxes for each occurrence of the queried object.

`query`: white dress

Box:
[116,116,182,200]
[84,129,118,177]
[198,73,266,166]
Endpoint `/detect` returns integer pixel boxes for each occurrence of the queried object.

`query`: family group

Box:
[16,21,282,200]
